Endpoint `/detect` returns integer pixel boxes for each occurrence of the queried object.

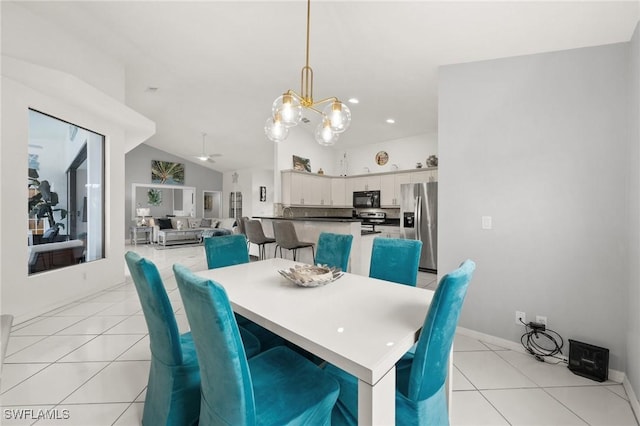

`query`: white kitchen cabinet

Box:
[305,175,322,206]
[351,175,381,192]
[379,175,395,206]
[283,169,436,207]
[318,176,332,206]
[380,173,411,207]
[282,171,304,205]
[344,178,355,205]
[366,175,381,191]
[281,171,332,206]
[331,178,347,207]
[350,176,367,192]
[281,171,294,205]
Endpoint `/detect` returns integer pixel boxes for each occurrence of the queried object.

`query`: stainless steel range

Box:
[358,211,386,235]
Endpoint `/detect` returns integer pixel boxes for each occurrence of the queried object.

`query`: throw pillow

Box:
[188,218,201,228]
[157,218,172,230]
[200,218,212,228]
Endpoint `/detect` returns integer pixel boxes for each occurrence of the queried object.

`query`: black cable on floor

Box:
[519,319,566,364]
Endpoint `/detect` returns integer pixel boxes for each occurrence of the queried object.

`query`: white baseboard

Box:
[623,375,640,424]
[456,327,625,383]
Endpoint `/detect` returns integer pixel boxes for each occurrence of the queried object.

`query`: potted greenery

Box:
[28,168,67,232]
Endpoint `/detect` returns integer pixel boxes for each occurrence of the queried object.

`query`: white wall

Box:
[251,169,275,217]
[1,3,153,323]
[2,68,151,323]
[222,168,274,220]
[335,133,438,176]
[276,126,338,175]
[439,43,630,370]
[626,22,640,402]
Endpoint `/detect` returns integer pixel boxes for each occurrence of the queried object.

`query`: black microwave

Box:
[353,190,381,208]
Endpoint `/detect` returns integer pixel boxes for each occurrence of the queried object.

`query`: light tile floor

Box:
[1,244,638,425]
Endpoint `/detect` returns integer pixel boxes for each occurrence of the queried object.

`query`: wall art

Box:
[151,160,185,185]
[292,155,311,172]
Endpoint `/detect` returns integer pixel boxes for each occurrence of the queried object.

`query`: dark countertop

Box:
[254,216,362,223]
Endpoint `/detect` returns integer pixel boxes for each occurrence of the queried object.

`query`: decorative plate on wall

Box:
[375,151,389,166]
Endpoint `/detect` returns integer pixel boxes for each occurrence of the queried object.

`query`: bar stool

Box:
[244,219,275,260]
[236,216,249,238]
[273,221,315,262]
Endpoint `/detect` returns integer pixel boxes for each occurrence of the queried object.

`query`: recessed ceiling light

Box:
[386,118,395,124]
[348,98,359,104]
[145,86,159,93]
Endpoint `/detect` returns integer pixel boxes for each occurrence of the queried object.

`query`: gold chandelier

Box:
[265,0,351,146]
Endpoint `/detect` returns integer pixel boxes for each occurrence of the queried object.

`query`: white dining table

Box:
[195,258,434,425]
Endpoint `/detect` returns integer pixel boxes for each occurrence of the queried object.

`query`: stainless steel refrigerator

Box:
[400,182,437,272]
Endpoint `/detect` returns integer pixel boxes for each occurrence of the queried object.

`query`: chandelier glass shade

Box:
[315,118,339,146]
[265,0,351,146]
[264,114,289,143]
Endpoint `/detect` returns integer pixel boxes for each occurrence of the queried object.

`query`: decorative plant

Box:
[147,188,162,206]
[28,168,67,230]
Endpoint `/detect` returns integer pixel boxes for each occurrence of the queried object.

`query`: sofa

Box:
[149,216,237,246]
[28,239,85,274]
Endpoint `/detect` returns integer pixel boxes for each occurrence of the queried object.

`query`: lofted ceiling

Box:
[14,1,640,172]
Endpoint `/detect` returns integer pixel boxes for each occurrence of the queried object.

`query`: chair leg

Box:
[274,245,278,258]
[293,249,297,261]
[311,246,315,264]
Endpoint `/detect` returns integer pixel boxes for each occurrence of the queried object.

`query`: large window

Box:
[28,109,105,274]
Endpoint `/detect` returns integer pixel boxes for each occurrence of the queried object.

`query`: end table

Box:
[130,226,153,245]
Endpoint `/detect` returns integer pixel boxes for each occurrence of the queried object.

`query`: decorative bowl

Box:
[278,264,343,287]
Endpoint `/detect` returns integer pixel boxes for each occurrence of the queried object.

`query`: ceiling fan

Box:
[193,133,222,163]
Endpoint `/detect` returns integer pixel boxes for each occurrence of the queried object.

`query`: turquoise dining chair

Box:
[173,263,340,426]
[325,259,476,426]
[203,234,285,351]
[124,251,201,426]
[203,234,249,269]
[369,237,423,286]
[315,232,353,272]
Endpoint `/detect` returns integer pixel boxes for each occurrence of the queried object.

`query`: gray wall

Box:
[125,143,223,237]
[439,43,630,371]
[133,186,175,218]
[627,23,640,398]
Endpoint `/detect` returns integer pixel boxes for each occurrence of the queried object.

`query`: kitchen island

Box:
[254,217,366,275]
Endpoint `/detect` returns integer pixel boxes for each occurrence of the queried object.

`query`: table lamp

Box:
[136,208,151,226]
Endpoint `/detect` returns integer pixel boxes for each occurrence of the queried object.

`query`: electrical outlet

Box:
[515,311,526,325]
[536,316,547,327]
